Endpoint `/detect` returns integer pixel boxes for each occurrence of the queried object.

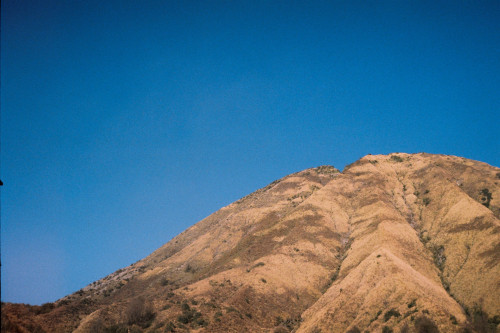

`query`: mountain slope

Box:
[2,153,499,333]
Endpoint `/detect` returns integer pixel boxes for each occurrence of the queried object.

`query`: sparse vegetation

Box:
[124,297,156,328]
[480,188,492,208]
[226,306,238,313]
[441,277,450,292]
[390,155,404,163]
[467,304,499,332]
[322,265,341,293]
[247,262,266,272]
[346,326,361,333]
[384,309,401,322]
[315,165,338,175]
[430,244,446,271]
[34,302,55,314]
[419,231,431,244]
[369,310,383,324]
[164,321,176,332]
[177,302,205,327]
[382,326,393,333]
[407,299,416,308]
[423,197,431,206]
[404,308,418,319]
[414,315,439,333]
[310,184,320,192]
[274,316,301,331]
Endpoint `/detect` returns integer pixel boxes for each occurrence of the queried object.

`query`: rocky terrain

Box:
[2,153,499,333]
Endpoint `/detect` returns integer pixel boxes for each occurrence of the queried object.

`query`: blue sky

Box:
[1,0,499,305]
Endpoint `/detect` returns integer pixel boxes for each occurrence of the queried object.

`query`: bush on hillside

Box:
[124,297,155,328]
[414,315,439,333]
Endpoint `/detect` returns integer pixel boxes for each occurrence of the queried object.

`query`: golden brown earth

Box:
[2,153,499,333]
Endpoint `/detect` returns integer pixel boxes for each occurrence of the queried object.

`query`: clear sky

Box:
[1,0,499,305]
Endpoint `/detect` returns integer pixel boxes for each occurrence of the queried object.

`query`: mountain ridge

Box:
[2,153,499,333]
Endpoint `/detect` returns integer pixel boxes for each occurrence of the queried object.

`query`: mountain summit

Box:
[3,153,499,333]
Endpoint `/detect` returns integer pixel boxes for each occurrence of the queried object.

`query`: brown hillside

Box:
[2,153,499,333]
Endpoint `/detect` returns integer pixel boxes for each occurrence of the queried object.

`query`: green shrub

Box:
[423,197,431,206]
[181,302,191,312]
[430,244,446,271]
[34,302,55,315]
[382,326,393,333]
[369,310,383,324]
[480,188,492,208]
[247,262,266,272]
[226,306,238,313]
[390,155,404,163]
[414,315,438,333]
[196,318,208,327]
[164,321,176,332]
[384,309,401,322]
[214,311,222,322]
[470,304,498,332]
[177,301,204,325]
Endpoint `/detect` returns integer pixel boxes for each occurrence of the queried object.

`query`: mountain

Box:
[2,153,499,333]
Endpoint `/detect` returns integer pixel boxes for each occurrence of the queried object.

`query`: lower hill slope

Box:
[2,153,499,333]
